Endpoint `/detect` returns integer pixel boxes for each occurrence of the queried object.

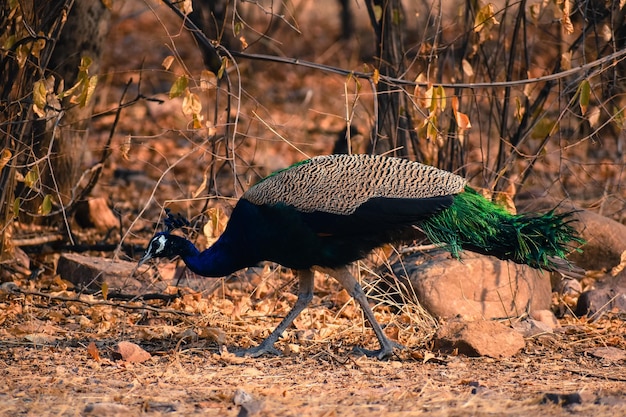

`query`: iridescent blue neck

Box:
[178,237,255,277]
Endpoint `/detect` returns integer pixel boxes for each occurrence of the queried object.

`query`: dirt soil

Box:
[0,284,625,416]
[2,1,626,416]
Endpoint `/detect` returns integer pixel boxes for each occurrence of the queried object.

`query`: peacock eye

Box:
[150,235,167,254]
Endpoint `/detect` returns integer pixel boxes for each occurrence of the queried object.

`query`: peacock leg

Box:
[240,269,315,357]
[315,266,404,360]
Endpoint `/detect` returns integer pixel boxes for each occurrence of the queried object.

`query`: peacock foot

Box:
[237,343,282,358]
[353,340,404,360]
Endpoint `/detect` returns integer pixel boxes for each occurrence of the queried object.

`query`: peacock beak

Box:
[137,251,153,267]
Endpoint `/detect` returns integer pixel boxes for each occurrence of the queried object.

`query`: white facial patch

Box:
[152,235,167,255]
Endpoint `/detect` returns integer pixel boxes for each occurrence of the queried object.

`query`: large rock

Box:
[575,268,626,316]
[57,253,219,294]
[556,209,626,272]
[387,250,551,319]
[517,200,626,272]
[57,253,149,292]
[433,318,526,358]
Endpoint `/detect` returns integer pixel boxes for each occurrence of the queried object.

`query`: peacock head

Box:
[138,232,188,266]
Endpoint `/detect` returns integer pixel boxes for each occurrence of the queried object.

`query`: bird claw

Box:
[353,341,404,360]
[236,344,282,358]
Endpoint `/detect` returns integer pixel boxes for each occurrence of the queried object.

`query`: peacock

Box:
[138,154,582,359]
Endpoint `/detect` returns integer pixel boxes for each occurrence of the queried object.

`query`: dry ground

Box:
[0,281,625,416]
[3,0,626,416]
[2,346,626,417]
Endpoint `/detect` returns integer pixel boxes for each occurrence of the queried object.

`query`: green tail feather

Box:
[419,187,584,270]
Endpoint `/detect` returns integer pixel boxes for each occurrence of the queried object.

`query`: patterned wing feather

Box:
[243,154,466,214]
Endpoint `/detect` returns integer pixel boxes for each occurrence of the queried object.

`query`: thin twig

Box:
[228,47,626,90]
[12,234,65,247]
[161,0,626,92]
[398,243,447,255]
[566,368,626,382]
[15,288,193,316]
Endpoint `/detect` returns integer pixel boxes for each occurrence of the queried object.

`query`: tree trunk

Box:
[36,0,111,208]
[0,0,110,259]
[365,0,421,160]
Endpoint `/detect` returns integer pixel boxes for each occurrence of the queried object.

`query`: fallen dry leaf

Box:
[331,288,351,305]
[24,333,59,344]
[87,342,101,362]
[197,327,225,345]
[214,348,247,365]
[10,321,63,337]
[285,343,300,354]
[422,351,436,364]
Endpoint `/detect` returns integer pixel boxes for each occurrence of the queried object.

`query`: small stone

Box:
[84,402,131,415]
[558,278,582,296]
[113,341,151,363]
[512,319,554,337]
[233,388,254,406]
[595,395,626,406]
[587,347,626,362]
[541,393,583,407]
[530,310,559,329]
[233,388,263,416]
